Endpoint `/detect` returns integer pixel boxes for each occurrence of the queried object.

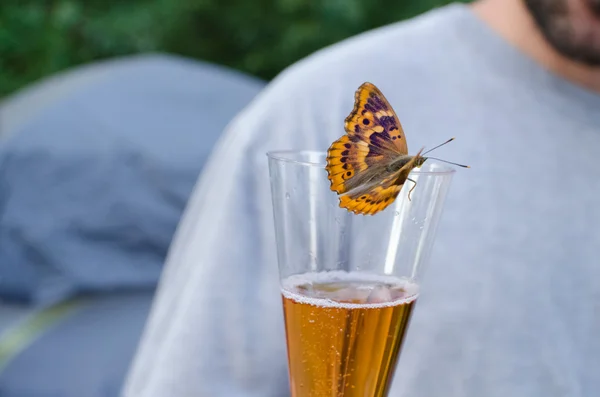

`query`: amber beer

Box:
[281,271,418,397]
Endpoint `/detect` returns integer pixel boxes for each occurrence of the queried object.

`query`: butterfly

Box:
[325,82,468,216]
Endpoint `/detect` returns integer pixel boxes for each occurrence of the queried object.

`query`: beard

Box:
[524,0,600,66]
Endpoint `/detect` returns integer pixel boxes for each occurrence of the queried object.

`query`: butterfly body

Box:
[387,154,426,174]
[325,82,428,215]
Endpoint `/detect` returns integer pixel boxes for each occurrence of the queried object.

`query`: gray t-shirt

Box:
[123,3,600,396]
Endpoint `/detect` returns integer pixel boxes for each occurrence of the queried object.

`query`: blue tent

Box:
[0,53,265,397]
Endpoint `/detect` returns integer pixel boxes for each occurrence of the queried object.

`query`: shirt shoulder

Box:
[232,3,474,152]
[273,3,472,89]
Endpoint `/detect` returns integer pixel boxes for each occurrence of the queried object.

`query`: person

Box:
[122,0,600,395]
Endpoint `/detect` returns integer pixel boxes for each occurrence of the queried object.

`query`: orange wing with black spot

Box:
[344,82,407,155]
[338,152,422,215]
[338,174,403,215]
[326,82,410,215]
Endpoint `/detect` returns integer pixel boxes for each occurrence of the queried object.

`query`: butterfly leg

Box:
[407,178,417,201]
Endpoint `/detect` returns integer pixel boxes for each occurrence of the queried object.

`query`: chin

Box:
[566,0,600,63]
[526,0,600,65]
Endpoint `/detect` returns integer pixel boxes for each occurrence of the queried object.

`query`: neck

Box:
[472,0,600,93]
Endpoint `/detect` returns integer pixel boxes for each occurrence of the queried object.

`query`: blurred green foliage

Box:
[0,0,469,97]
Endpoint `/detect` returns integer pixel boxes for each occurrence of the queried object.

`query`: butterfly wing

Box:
[338,154,421,215]
[344,82,407,155]
[326,134,382,194]
[338,172,404,215]
[326,82,407,197]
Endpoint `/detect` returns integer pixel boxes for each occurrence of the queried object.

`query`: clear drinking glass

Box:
[267,150,455,397]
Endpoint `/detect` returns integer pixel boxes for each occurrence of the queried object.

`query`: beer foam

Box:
[281,270,419,309]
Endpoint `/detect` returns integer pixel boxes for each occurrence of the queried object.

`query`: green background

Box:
[0,0,470,97]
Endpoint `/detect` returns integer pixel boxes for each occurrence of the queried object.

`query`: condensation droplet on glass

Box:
[285,193,290,199]
[394,211,400,216]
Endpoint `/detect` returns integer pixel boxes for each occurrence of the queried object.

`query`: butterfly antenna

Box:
[426,157,470,168]
[423,137,455,155]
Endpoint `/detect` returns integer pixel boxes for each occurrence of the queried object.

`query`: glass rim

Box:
[266,150,457,175]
